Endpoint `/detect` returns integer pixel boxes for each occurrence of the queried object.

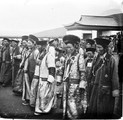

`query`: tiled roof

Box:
[65,13,123,30]
[34,27,67,38]
[78,15,118,26]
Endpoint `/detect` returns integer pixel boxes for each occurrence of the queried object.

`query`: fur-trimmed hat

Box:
[86,47,96,53]
[22,35,28,41]
[49,38,59,44]
[63,35,80,46]
[86,39,95,45]
[28,34,39,44]
[3,37,10,42]
[37,40,47,46]
[94,38,111,48]
[11,39,19,43]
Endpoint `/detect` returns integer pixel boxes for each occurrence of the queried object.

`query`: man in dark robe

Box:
[11,39,21,87]
[13,36,28,94]
[88,38,119,118]
[0,37,12,87]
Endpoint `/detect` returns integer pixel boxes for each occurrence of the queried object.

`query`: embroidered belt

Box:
[100,85,111,88]
[6,61,11,63]
[2,61,11,63]
[41,78,47,81]
[33,75,39,79]
[69,78,79,84]
[94,82,111,88]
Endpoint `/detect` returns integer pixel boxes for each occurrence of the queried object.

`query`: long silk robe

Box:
[63,52,87,119]
[35,46,56,113]
[13,47,27,94]
[22,48,39,102]
[30,49,47,107]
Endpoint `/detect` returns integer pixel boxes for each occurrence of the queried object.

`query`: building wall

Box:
[101,31,120,36]
[66,30,93,39]
[66,30,98,39]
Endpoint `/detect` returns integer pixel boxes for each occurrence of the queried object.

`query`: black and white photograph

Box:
[0,0,122,119]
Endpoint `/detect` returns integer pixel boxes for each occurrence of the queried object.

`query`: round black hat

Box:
[37,40,47,46]
[94,38,111,48]
[86,47,96,53]
[63,35,80,46]
[86,39,95,45]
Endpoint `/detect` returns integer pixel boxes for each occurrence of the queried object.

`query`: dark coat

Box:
[12,46,21,86]
[0,46,12,84]
[88,53,119,118]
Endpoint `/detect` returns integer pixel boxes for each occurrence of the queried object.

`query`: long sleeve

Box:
[46,46,55,68]
[111,56,119,97]
[78,54,87,89]
[46,46,56,83]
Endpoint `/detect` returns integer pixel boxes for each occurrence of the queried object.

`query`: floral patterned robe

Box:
[63,52,87,119]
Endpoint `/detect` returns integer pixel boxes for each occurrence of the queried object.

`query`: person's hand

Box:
[56,61,61,67]
[79,80,87,89]
[112,90,119,97]
[47,75,54,83]
[13,56,17,59]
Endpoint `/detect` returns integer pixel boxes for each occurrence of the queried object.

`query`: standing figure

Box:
[88,38,119,118]
[11,39,21,87]
[0,38,12,87]
[85,39,95,49]
[30,40,47,108]
[22,35,39,105]
[0,40,5,72]
[13,36,28,94]
[54,47,65,109]
[62,35,87,119]
[34,38,58,115]
[85,47,96,105]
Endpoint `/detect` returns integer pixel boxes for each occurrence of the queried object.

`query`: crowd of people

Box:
[0,32,122,119]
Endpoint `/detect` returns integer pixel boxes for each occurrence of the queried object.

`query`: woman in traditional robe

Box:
[30,40,47,108]
[0,37,12,87]
[13,36,28,94]
[62,35,87,119]
[34,45,56,115]
[85,47,96,105]
[88,38,119,118]
[22,35,39,105]
[11,39,21,87]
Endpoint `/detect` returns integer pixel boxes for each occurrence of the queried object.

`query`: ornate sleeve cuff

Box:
[79,72,87,89]
[112,89,119,97]
[48,67,55,78]
[24,70,28,73]
[79,80,87,89]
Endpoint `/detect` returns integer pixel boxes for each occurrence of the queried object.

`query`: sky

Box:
[0,0,122,36]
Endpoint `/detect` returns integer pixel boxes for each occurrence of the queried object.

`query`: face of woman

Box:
[22,40,27,47]
[86,43,91,48]
[4,40,9,46]
[11,41,17,47]
[96,44,104,55]
[86,51,93,58]
[27,40,34,49]
[66,43,75,55]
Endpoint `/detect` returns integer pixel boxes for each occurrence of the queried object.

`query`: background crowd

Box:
[0,32,122,119]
